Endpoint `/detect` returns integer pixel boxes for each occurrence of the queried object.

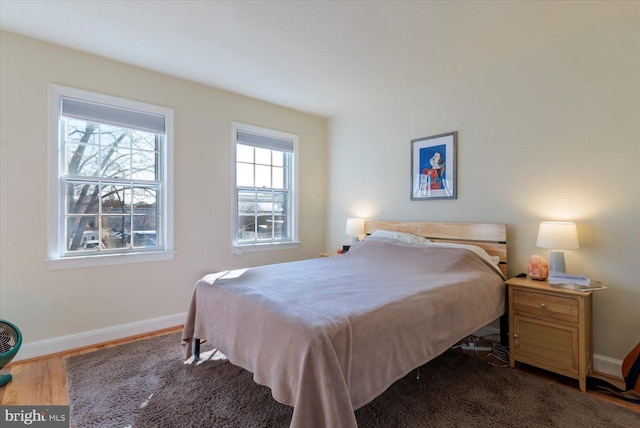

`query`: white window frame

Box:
[46,84,175,270]
[230,122,299,254]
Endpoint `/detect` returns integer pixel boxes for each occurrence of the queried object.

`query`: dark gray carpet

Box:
[66,332,640,427]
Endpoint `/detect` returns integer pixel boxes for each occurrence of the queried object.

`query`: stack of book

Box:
[548,272,607,292]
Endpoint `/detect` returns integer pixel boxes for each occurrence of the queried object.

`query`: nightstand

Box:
[506,276,593,392]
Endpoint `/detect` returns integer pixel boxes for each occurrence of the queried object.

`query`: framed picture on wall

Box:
[411,131,457,200]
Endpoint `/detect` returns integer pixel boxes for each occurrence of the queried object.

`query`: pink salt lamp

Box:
[528,255,549,280]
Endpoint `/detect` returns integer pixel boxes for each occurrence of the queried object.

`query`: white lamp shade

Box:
[345,218,365,235]
[536,222,579,250]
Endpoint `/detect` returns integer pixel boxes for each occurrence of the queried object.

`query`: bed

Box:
[181,221,508,428]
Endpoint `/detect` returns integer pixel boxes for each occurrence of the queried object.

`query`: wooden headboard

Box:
[365,221,508,277]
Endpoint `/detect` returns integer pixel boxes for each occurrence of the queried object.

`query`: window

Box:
[47,85,174,269]
[231,122,299,253]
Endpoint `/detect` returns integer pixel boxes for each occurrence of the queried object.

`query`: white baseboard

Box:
[593,353,623,380]
[13,312,186,363]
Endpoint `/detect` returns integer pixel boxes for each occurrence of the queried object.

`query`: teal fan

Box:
[0,319,22,386]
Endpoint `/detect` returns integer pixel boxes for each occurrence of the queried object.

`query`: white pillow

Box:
[369,229,431,246]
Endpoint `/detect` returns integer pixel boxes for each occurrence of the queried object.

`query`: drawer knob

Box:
[513,334,519,339]
[540,303,547,309]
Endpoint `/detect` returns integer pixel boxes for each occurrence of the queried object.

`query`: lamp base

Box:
[549,250,566,273]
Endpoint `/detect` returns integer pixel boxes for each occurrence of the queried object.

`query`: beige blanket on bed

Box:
[181,238,506,428]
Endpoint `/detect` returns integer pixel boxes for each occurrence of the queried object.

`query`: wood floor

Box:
[1,326,638,415]
[0,326,182,406]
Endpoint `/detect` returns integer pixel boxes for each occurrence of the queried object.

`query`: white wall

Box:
[326,14,639,360]
[0,31,327,355]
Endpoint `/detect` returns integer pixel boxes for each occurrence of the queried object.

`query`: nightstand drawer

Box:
[513,289,579,323]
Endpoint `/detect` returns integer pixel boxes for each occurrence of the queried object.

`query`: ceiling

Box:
[0,1,636,117]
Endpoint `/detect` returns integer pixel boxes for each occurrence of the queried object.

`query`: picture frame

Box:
[411,131,457,200]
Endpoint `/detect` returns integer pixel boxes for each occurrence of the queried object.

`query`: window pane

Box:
[102,148,131,179]
[102,185,130,214]
[237,191,256,242]
[237,215,256,241]
[273,191,287,215]
[237,163,254,187]
[102,215,131,249]
[272,215,288,240]
[66,183,99,214]
[131,150,157,180]
[132,229,157,248]
[100,124,131,149]
[237,144,254,163]
[65,216,99,251]
[273,192,289,240]
[133,187,157,213]
[256,214,273,240]
[65,142,100,176]
[256,192,274,215]
[65,118,98,144]
[272,151,284,167]
[255,147,271,165]
[131,130,157,151]
[272,166,284,189]
[132,187,158,247]
[238,191,257,214]
[255,165,271,188]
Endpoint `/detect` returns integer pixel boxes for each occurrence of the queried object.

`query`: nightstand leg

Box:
[579,377,586,392]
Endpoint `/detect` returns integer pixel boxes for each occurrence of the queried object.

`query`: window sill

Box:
[45,250,176,271]
[230,241,300,255]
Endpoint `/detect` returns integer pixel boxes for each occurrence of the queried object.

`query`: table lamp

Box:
[345,218,365,244]
[536,221,579,273]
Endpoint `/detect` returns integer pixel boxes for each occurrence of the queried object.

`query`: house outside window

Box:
[47,85,174,269]
[231,122,299,253]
